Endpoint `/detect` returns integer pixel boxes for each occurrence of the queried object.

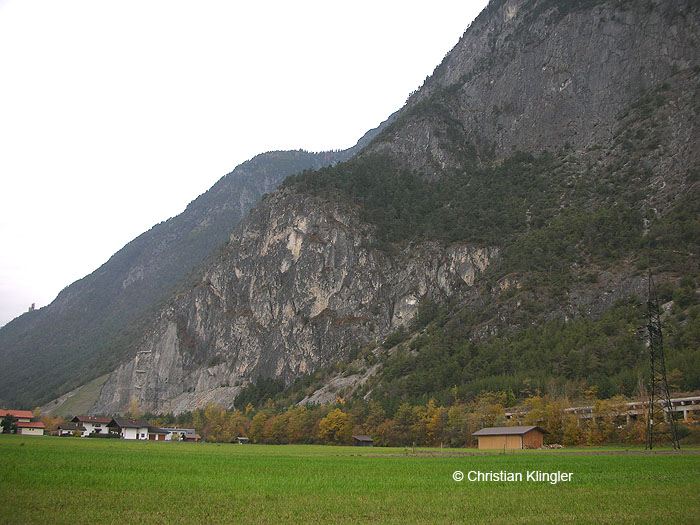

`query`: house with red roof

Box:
[17,421,46,436]
[0,409,34,423]
[1,409,45,436]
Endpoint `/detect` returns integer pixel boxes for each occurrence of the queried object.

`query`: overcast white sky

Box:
[0,0,488,327]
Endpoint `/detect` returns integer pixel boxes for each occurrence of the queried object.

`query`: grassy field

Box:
[2,436,699,524]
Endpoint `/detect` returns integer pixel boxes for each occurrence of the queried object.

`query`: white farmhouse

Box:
[107,418,169,440]
[72,416,111,436]
[108,417,152,440]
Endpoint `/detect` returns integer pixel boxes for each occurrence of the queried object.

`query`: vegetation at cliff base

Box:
[368,292,700,408]
[232,276,699,416]
[203,275,700,449]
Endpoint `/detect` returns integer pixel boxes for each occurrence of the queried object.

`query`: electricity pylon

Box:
[645,270,680,450]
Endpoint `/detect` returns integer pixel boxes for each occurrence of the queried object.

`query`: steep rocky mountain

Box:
[50,0,700,414]
[94,190,496,413]
[368,0,698,187]
[0,117,393,408]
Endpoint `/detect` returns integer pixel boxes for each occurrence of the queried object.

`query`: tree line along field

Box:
[2,435,699,524]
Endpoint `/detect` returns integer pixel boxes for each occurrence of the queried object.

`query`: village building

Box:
[108,418,152,440]
[0,409,33,423]
[17,421,45,436]
[148,427,168,441]
[57,422,86,437]
[160,427,197,441]
[72,416,111,436]
[1,409,44,435]
[182,433,201,443]
[472,426,547,450]
[107,418,172,440]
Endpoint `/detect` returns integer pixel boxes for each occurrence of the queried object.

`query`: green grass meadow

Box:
[2,436,699,524]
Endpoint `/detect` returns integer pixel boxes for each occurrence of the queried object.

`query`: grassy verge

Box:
[2,436,699,524]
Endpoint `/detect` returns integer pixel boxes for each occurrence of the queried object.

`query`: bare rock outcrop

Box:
[93,190,497,414]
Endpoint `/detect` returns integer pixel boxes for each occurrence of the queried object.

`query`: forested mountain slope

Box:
[84,0,699,415]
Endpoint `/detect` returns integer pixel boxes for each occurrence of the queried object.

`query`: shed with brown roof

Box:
[472,426,547,450]
[352,435,374,447]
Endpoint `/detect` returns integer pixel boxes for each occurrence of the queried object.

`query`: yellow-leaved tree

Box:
[317,408,351,445]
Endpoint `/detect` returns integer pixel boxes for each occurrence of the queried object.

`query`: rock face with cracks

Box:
[93,190,497,414]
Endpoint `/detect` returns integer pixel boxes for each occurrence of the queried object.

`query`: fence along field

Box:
[2,435,699,524]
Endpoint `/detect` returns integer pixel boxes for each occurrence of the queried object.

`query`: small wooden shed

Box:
[352,435,374,447]
[472,426,547,450]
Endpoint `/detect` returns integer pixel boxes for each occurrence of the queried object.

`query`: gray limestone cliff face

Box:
[93,190,497,414]
[368,0,699,176]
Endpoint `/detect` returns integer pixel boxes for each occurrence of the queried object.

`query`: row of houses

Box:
[0,410,202,441]
[1,407,544,449]
[58,416,201,441]
[0,407,541,448]
[1,408,543,449]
